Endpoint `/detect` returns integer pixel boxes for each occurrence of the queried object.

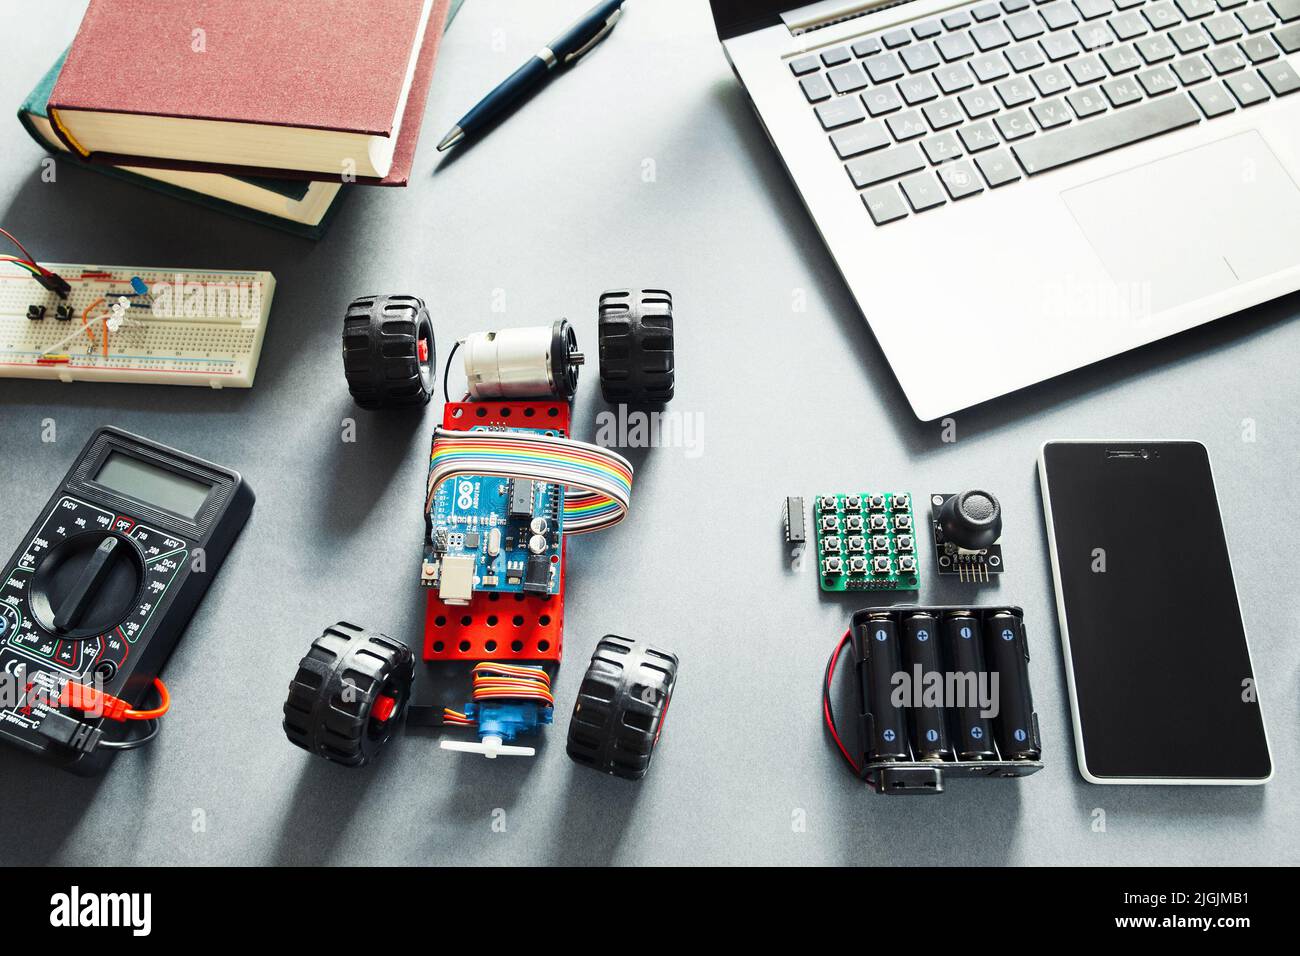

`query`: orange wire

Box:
[125,678,170,721]
[81,296,104,349]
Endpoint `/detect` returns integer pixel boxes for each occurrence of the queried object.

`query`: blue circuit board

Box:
[424,432,564,602]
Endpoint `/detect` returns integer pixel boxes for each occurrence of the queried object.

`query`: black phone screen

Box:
[1041,441,1270,781]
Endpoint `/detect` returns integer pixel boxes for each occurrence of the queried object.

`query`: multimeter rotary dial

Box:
[29,532,145,641]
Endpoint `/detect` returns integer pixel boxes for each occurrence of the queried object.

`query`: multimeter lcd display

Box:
[95,451,212,519]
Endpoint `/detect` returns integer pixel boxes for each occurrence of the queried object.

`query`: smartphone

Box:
[1038,441,1271,785]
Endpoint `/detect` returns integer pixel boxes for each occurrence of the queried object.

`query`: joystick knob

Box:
[938,490,1002,551]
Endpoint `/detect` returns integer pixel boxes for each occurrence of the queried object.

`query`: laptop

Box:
[709,0,1300,419]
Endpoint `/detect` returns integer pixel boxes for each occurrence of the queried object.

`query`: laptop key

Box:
[853,37,884,57]
[1102,43,1144,72]
[1033,96,1076,126]
[995,107,1038,137]
[1042,2,1082,28]
[791,55,821,76]
[830,120,891,156]
[1012,93,1201,173]
[818,96,868,130]
[1032,64,1073,95]
[1275,23,1300,51]
[976,148,1024,185]
[900,172,948,210]
[1224,71,1272,104]
[938,160,986,198]
[921,131,965,162]
[1258,60,1300,94]
[944,10,974,29]
[1237,6,1277,31]
[1004,0,1033,11]
[1240,35,1280,61]
[972,22,1014,50]
[1174,0,1216,17]
[1108,11,1150,39]
[1171,55,1214,83]
[1143,2,1183,29]
[924,98,967,128]
[1170,24,1210,51]
[902,42,942,72]
[863,85,904,114]
[1190,78,1237,113]
[828,62,870,93]
[997,74,1039,105]
[800,73,833,102]
[1206,44,1247,72]
[1068,52,1109,82]
[959,118,1003,150]
[1008,11,1048,39]
[846,143,927,187]
[1007,41,1049,70]
[1271,0,1300,21]
[974,3,1004,21]
[1138,64,1179,93]
[1077,0,1116,18]
[1205,13,1245,40]
[886,109,931,140]
[938,32,978,60]
[1041,32,1083,59]
[1075,22,1117,48]
[1068,85,1111,114]
[1136,33,1178,61]
[936,63,977,93]
[883,28,913,48]
[972,52,1013,81]
[960,86,1002,116]
[914,20,944,39]
[899,74,941,104]
[1102,75,1145,103]
[823,46,853,66]
[862,185,910,224]
[866,52,906,82]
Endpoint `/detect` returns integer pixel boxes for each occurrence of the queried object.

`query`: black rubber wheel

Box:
[566,635,679,780]
[342,294,435,409]
[282,622,415,767]
[597,289,674,405]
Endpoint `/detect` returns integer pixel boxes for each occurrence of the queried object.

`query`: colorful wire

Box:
[442,663,553,725]
[427,427,634,534]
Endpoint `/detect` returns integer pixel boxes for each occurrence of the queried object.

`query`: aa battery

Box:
[984,611,1041,760]
[860,613,910,762]
[942,611,997,760]
[902,612,951,761]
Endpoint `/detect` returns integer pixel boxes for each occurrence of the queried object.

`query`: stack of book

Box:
[18,0,462,238]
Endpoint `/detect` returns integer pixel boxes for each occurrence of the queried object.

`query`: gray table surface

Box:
[1,0,1297,867]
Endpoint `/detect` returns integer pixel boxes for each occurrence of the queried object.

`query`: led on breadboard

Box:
[0,263,276,388]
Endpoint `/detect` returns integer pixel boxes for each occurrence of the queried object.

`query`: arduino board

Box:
[0,263,275,387]
[815,492,919,591]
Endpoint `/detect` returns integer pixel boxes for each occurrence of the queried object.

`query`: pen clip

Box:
[564,8,622,64]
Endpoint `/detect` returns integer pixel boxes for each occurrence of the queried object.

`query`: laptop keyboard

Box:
[789,0,1300,224]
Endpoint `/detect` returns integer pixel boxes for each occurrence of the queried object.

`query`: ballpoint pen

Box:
[436,0,628,152]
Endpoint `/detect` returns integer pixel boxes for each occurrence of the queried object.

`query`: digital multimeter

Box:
[0,427,253,773]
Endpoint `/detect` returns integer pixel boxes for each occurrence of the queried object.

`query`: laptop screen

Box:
[708,0,793,40]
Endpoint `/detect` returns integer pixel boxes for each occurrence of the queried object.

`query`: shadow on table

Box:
[544,763,643,865]
[0,750,108,864]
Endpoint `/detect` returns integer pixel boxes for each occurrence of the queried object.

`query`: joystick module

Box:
[0,427,253,773]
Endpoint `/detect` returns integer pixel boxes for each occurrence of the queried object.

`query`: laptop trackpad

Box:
[1062,130,1300,314]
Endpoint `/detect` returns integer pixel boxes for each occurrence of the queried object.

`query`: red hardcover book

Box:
[47,0,451,186]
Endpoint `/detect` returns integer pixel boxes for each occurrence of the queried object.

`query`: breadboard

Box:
[0,263,276,388]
